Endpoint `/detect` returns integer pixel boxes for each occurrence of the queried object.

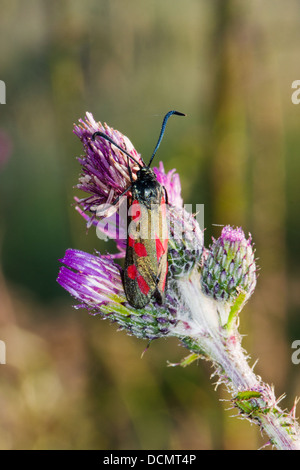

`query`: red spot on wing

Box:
[131,200,141,221]
[128,235,135,247]
[127,265,138,280]
[163,237,168,251]
[155,235,168,262]
[161,197,166,217]
[137,275,150,295]
[134,242,148,257]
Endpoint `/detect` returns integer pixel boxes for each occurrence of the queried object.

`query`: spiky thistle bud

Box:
[201,225,256,303]
[168,206,203,279]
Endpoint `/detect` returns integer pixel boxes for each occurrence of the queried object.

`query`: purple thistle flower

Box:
[58,249,124,307]
[74,113,182,215]
[153,162,183,208]
[73,112,185,251]
[58,249,179,339]
[74,112,143,224]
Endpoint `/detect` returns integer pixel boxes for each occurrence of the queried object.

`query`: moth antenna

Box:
[92,131,144,169]
[148,110,186,167]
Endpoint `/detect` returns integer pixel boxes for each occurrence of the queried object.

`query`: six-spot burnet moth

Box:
[92,110,185,308]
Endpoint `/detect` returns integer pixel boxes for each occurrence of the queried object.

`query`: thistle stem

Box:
[174,270,300,450]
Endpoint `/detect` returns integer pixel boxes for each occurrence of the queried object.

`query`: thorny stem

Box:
[173,269,300,450]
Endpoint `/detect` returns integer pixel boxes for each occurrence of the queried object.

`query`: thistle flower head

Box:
[168,206,203,279]
[57,249,124,307]
[73,112,143,221]
[57,249,179,340]
[201,225,256,303]
[74,113,184,227]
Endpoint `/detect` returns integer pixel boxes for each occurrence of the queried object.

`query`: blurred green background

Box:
[0,0,300,450]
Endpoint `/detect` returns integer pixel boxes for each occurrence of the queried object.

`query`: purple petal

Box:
[153,161,183,208]
[220,226,249,244]
[57,249,125,307]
